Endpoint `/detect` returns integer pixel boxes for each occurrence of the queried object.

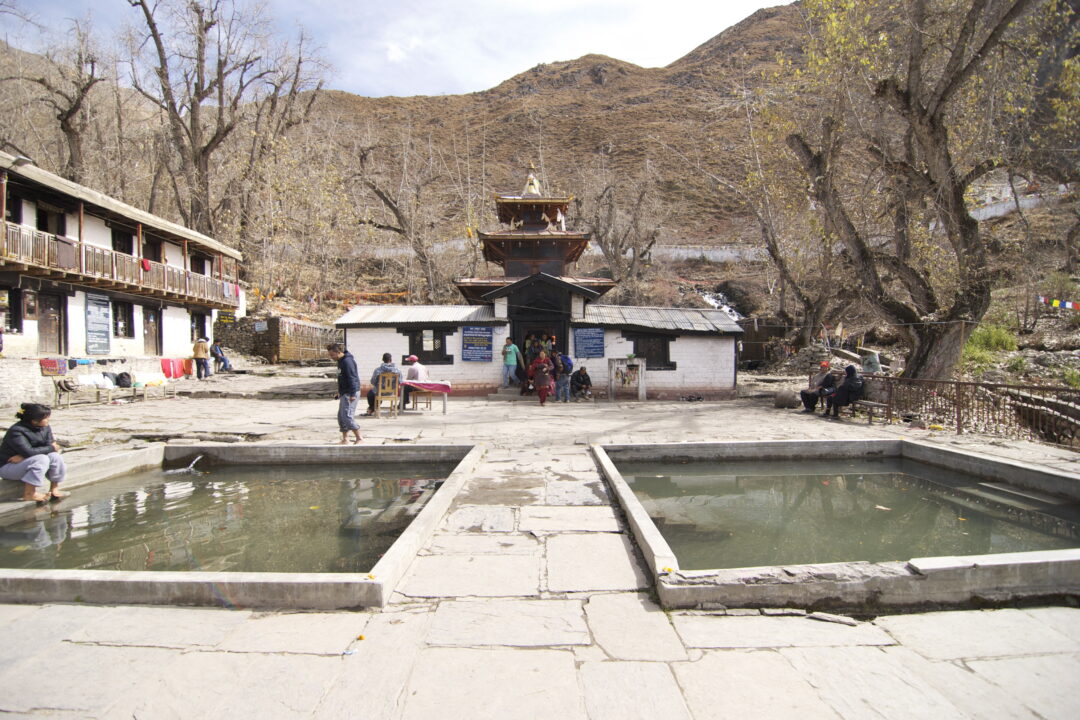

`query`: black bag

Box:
[116,371,133,388]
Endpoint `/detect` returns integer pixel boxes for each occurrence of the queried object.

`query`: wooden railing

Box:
[1,222,239,307]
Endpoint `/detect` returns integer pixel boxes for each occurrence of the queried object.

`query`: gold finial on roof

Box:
[523,172,542,196]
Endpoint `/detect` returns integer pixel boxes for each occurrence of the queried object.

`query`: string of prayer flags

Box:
[1038,296,1080,310]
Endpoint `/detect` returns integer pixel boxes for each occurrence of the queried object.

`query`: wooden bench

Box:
[850,399,887,424]
[53,379,116,408]
[53,378,176,408]
[409,390,433,411]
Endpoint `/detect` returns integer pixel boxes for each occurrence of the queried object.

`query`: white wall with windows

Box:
[341,324,738,398]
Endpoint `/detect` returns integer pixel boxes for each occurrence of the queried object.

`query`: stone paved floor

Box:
[1,370,1078,718]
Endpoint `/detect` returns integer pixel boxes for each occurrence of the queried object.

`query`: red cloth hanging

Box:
[141,258,151,272]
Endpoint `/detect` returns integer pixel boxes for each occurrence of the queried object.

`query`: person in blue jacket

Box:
[326,343,362,444]
[0,403,69,503]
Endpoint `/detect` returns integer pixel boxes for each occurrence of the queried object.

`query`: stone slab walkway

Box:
[1,372,1078,718]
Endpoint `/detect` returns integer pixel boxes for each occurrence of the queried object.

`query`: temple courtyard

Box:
[0,368,1078,718]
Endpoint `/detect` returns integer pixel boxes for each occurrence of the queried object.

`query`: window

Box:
[111,228,134,255]
[112,301,135,338]
[626,333,677,371]
[35,203,66,236]
[190,312,208,342]
[399,327,454,365]
[142,238,163,263]
[190,255,208,275]
[5,193,22,224]
[0,288,21,333]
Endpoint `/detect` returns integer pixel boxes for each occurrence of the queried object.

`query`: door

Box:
[36,294,64,354]
[516,321,568,357]
[143,307,161,355]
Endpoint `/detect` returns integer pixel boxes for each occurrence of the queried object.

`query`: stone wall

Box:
[215,316,341,364]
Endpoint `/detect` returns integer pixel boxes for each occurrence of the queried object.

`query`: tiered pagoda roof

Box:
[454,173,615,304]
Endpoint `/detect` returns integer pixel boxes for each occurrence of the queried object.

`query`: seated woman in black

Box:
[0,403,69,502]
[826,365,864,418]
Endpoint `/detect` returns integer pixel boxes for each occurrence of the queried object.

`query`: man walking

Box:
[501,336,523,387]
[192,337,212,380]
[326,343,362,444]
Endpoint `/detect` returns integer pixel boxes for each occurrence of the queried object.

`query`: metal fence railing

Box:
[865,374,1080,448]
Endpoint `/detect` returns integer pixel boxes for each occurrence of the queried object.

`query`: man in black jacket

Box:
[327,343,362,444]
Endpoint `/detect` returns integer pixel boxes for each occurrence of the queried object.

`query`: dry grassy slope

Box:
[316,3,807,244]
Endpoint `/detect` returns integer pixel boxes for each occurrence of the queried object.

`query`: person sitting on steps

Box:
[0,403,70,503]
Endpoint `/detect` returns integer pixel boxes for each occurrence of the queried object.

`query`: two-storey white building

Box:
[0,152,244,405]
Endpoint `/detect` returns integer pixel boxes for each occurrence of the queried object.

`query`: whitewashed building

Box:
[335,174,741,399]
[0,151,244,404]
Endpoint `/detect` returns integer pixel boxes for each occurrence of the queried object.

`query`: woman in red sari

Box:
[529,351,555,406]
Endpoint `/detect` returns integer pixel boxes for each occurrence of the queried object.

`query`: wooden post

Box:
[183,239,190,296]
[137,223,143,284]
[78,202,84,273]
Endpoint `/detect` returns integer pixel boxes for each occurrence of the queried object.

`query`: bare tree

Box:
[0,19,104,182]
[573,157,668,300]
[350,126,459,304]
[783,0,1067,378]
[126,0,323,236]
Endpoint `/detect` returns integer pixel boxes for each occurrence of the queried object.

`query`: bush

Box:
[967,324,1018,352]
[1064,368,1080,389]
[960,344,995,374]
[1005,355,1028,374]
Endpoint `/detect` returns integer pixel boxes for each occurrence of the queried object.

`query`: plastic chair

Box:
[374,372,400,418]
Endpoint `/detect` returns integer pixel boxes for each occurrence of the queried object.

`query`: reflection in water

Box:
[0,463,452,573]
[620,458,1080,571]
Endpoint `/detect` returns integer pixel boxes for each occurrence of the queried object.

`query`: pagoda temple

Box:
[453,173,615,354]
[335,171,742,398]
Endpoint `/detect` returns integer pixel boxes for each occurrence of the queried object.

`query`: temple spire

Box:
[522,172,542,197]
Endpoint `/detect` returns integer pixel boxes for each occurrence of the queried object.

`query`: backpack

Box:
[116,372,133,388]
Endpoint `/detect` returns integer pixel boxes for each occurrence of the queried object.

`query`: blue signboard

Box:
[574,327,605,358]
[461,326,493,362]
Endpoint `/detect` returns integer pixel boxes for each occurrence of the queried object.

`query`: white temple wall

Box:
[342,324,738,398]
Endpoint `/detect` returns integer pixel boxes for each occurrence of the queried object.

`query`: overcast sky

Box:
[13,0,785,97]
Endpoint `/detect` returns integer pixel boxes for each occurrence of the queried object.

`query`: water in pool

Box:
[0,462,454,573]
[619,457,1080,570]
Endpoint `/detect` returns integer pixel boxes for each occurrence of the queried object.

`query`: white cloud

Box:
[14,0,788,97]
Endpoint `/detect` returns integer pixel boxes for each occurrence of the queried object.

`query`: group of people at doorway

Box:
[326,343,431,443]
[800,362,864,418]
[502,337,592,405]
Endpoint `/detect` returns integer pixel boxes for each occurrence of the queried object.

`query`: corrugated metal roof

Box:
[0,151,241,260]
[335,304,501,326]
[582,305,743,334]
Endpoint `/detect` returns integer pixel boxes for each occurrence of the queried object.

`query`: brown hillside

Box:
[317,2,806,245]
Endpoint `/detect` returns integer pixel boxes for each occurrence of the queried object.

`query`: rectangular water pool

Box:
[0,462,455,574]
[594,439,1080,610]
[619,457,1080,570]
[0,443,483,609]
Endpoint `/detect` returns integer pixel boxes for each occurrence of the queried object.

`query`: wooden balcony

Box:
[1,222,240,309]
